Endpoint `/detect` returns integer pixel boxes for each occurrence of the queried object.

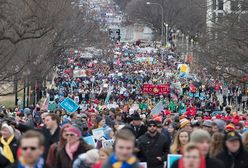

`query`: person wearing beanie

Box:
[180,118,192,132]
[73,149,100,168]
[56,126,92,168]
[181,129,225,168]
[212,119,226,133]
[0,123,18,164]
[225,123,235,131]
[202,120,213,134]
[216,131,248,168]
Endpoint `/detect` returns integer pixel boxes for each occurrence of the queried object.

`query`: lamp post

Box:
[165,23,168,45]
[146,2,164,45]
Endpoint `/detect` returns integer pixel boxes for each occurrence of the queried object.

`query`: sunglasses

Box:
[21,146,38,151]
[66,133,76,137]
[148,124,157,127]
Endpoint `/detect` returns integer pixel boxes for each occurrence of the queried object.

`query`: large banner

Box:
[143,84,170,95]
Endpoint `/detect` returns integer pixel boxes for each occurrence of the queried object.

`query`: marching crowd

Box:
[0,43,248,168]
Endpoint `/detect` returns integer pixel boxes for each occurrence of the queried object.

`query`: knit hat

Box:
[85,149,99,164]
[78,149,99,166]
[190,129,211,143]
[180,118,190,129]
[202,120,213,127]
[67,126,82,137]
[212,119,226,131]
[1,123,14,135]
[147,120,157,126]
[225,123,235,131]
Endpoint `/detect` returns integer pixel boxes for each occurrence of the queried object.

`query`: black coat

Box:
[216,146,248,168]
[0,153,10,168]
[0,137,18,161]
[137,132,170,168]
[171,156,225,168]
[55,142,91,168]
[16,123,60,160]
[126,124,147,138]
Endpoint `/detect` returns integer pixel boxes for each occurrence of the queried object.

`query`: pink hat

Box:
[67,126,82,137]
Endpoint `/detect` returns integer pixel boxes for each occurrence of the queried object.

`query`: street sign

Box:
[60,98,79,113]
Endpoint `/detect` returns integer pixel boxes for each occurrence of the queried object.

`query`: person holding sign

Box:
[103,129,140,168]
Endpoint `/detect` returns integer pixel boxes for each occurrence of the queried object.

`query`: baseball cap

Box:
[225,131,240,141]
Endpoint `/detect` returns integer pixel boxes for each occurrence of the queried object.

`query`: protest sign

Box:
[151,101,164,115]
[139,162,147,168]
[102,139,114,148]
[73,69,86,78]
[167,154,182,168]
[83,136,96,147]
[143,84,170,95]
[92,128,104,140]
[48,101,57,111]
[105,85,113,105]
[59,98,79,114]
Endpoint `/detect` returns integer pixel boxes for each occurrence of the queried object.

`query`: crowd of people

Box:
[0,42,248,168]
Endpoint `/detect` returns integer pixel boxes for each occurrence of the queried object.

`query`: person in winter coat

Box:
[127,113,147,138]
[6,130,49,168]
[216,131,248,168]
[46,123,71,168]
[0,123,18,164]
[14,113,60,160]
[172,143,206,168]
[172,129,225,168]
[103,129,140,168]
[56,126,92,168]
[137,120,170,168]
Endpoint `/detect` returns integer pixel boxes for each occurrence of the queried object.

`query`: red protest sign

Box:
[143,84,170,95]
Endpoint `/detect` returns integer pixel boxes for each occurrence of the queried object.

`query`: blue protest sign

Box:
[59,98,79,113]
[83,136,96,147]
[167,154,182,168]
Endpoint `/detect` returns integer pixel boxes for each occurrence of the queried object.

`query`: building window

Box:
[218,0,224,10]
[231,0,239,11]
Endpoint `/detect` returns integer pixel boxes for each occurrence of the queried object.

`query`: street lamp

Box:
[146,2,164,45]
[165,23,168,45]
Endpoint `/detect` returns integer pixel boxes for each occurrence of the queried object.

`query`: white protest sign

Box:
[92,128,104,140]
[139,162,147,168]
[102,139,115,148]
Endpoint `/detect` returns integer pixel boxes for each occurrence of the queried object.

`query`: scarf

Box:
[18,157,45,168]
[65,141,80,160]
[110,154,137,168]
[178,154,206,168]
[1,134,15,163]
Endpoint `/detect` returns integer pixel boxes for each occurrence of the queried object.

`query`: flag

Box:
[151,101,164,115]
